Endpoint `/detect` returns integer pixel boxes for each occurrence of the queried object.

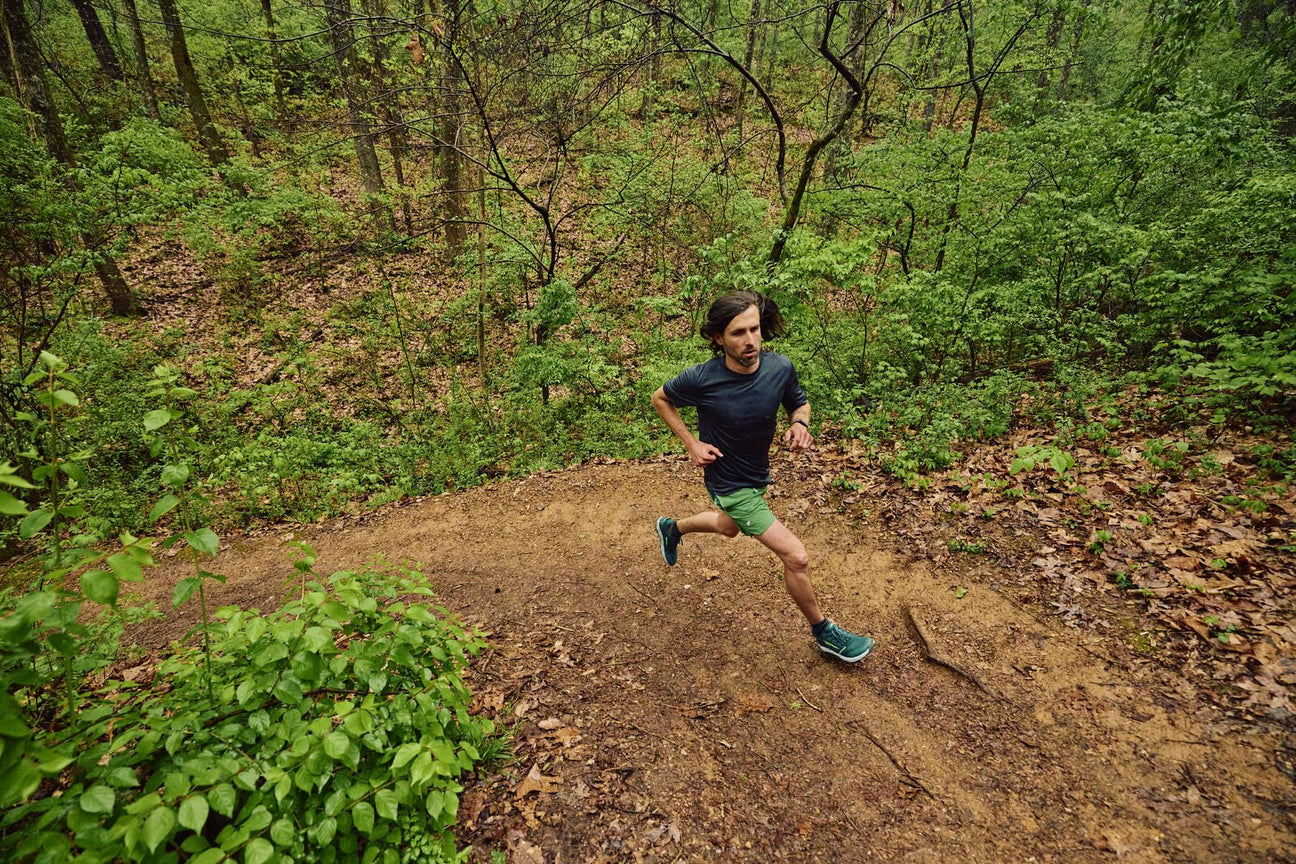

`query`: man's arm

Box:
[652,386,723,467]
[783,403,813,452]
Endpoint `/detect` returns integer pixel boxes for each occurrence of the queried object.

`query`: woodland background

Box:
[0,0,1294,860]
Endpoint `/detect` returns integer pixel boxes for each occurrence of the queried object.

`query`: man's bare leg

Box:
[676,510,740,538]
[755,519,825,625]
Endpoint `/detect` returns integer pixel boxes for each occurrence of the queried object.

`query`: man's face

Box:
[716,304,761,372]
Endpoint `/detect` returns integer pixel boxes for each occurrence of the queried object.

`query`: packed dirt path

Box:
[134,458,1295,863]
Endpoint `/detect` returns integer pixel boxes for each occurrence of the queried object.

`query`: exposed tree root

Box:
[845,719,940,802]
[906,606,998,697]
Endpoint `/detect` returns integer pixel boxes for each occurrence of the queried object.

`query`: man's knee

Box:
[782,546,810,572]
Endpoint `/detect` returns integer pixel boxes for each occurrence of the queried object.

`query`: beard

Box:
[727,344,759,368]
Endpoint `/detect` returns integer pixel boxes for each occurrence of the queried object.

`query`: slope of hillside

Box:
[130,453,1295,863]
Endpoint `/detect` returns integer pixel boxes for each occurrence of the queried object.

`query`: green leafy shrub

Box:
[1,554,494,863]
[1,358,501,862]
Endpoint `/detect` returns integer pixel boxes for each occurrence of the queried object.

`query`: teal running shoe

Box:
[656,516,680,566]
[816,621,875,663]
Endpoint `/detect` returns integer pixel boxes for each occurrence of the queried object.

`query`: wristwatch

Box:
[792,419,810,429]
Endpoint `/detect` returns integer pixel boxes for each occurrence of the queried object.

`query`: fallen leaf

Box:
[551,726,582,747]
[507,830,545,864]
[1096,829,1142,856]
[515,764,560,798]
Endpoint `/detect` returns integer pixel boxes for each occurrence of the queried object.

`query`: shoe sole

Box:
[655,517,676,566]
[819,641,874,664]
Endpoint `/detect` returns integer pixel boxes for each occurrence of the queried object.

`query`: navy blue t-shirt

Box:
[662,351,808,495]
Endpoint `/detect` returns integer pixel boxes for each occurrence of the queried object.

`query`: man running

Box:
[651,290,875,663]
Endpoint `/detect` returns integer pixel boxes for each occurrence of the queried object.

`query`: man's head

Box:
[700,291,787,371]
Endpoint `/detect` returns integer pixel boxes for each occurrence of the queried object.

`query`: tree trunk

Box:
[259,0,289,121]
[440,0,469,254]
[760,15,778,90]
[3,0,138,315]
[0,13,14,86]
[155,0,229,165]
[768,2,861,266]
[933,7,1033,271]
[825,0,870,176]
[639,11,660,121]
[1057,0,1091,102]
[1033,5,1066,112]
[119,0,159,119]
[734,0,762,144]
[68,0,124,81]
[224,46,260,158]
[361,0,412,234]
[325,0,395,234]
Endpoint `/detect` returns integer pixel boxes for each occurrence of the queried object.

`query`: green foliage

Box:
[86,119,210,225]
[0,359,500,861]
[1,553,494,863]
[1010,445,1076,477]
[181,180,349,302]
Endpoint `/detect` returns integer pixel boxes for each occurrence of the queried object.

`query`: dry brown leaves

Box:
[793,409,1295,723]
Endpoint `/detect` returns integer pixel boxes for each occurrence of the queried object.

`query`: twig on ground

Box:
[796,687,823,712]
[626,580,660,608]
[906,606,997,697]
[845,718,940,802]
[628,721,681,747]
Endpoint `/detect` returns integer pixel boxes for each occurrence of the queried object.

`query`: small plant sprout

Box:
[1009,445,1076,477]
[1089,529,1113,555]
[831,473,862,492]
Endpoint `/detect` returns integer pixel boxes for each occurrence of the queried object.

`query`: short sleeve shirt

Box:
[662,351,808,495]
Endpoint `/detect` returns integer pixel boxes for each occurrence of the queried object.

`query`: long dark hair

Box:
[700,291,787,353]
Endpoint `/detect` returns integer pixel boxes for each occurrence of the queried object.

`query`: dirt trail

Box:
[133,458,1295,863]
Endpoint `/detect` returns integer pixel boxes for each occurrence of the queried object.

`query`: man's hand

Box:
[783,423,813,453]
[687,440,724,467]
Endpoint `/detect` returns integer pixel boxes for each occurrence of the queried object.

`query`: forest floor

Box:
[128,445,1296,863]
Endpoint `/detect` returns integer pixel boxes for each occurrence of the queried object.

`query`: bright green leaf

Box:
[0,758,41,804]
[352,801,375,835]
[0,490,27,516]
[374,789,399,821]
[245,837,274,864]
[186,528,219,557]
[208,783,237,817]
[81,570,120,606]
[143,409,173,432]
[149,494,180,524]
[314,816,336,846]
[60,462,88,485]
[142,803,177,852]
[80,784,116,814]
[323,731,350,760]
[0,466,37,489]
[18,508,54,539]
[178,794,209,832]
[269,817,295,847]
[173,577,202,608]
[107,553,144,583]
[161,463,191,488]
[390,743,421,771]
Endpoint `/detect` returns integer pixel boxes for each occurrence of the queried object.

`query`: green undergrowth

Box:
[1,553,501,864]
[0,354,508,863]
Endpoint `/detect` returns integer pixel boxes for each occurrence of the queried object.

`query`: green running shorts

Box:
[709,486,777,537]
